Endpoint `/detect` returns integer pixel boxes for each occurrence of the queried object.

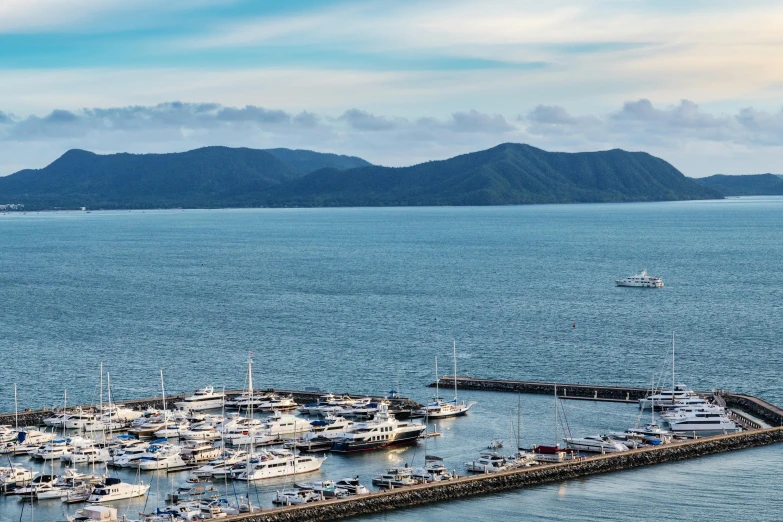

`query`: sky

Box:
[0,0,782,177]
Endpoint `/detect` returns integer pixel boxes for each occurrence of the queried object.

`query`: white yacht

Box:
[412,460,456,482]
[372,467,416,487]
[109,442,151,468]
[258,395,298,411]
[616,269,664,288]
[42,412,73,428]
[180,423,222,441]
[664,410,741,435]
[154,418,190,438]
[330,404,426,453]
[192,450,248,478]
[225,412,311,446]
[233,449,326,481]
[64,412,101,430]
[181,440,221,462]
[272,488,323,505]
[87,477,150,503]
[414,343,477,419]
[32,437,89,460]
[297,394,337,415]
[638,384,697,410]
[464,452,509,473]
[0,465,37,489]
[13,474,57,499]
[334,477,370,495]
[174,386,225,411]
[660,404,726,422]
[135,443,187,470]
[0,425,18,443]
[563,435,629,453]
[62,445,110,464]
[102,404,142,422]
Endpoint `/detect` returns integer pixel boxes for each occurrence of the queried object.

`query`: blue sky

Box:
[0,0,782,176]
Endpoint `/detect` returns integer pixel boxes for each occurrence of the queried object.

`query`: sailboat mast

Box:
[453,340,458,400]
[671,331,675,404]
[160,370,166,414]
[435,356,439,400]
[14,383,18,432]
[517,393,521,451]
[554,384,558,446]
[107,372,113,439]
[99,362,103,416]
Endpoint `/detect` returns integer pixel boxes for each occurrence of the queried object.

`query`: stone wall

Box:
[225,428,783,522]
[433,377,650,401]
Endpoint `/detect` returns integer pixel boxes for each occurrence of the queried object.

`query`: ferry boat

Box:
[330,404,426,453]
[174,386,225,411]
[615,269,664,288]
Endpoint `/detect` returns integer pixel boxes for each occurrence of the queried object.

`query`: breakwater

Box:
[431,376,654,402]
[222,427,783,522]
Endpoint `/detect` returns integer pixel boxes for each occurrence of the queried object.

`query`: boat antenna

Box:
[453,340,458,401]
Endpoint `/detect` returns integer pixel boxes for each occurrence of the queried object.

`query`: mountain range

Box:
[0,144,722,209]
[694,173,783,196]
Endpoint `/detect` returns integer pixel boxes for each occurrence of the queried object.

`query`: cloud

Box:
[1,99,783,178]
[339,109,399,131]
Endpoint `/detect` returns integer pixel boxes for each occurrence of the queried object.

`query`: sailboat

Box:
[638,333,696,410]
[413,341,476,419]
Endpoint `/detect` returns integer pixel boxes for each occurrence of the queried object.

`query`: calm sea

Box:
[0,197,781,520]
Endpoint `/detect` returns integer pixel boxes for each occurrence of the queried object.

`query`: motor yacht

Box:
[464,452,509,473]
[225,412,311,446]
[334,477,370,495]
[257,395,298,411]
[64,412,101,430]
[638,384,698,410]
[87,477,150,503]
[660,404,726,422]
[13,474,57,499]
[109,441,151,467]
[563,435,629,453]
[180,422,222,441]
[165,482,220,503]
[174,386,225,411]
[192,450,248,478]
[0,465,37,489]
[135,443,187,470]
[225,392,274,410]
[233,449,326,481]
[664,410,741,435]
[272,488,323,505]
[330,404,426,453]
[412,460,456,482]
[0,425,19,443]
[153,418,190,438]
[297,394,337,415]
[613,424,674,447]
[31,437,89,460]
[615,269,664,288]
[62,445,110,464]
[181,440,221,463]
[372,467,416,487]
[42,412,73,428]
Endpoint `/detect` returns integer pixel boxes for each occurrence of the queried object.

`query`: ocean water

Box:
[0,197,782,520]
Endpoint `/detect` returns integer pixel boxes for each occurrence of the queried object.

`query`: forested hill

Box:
[0,143,721,209]
[694,173,783,196]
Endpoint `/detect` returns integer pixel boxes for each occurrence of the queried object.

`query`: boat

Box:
[372,467,416,487]
[0,465,37,490]
[290,435,334,453]
[412,459,455,482]
[256,395,299,411]
[165,482,220,503]
[192,450,248,478]
[272,488,323,505]
[43,412,73,428]
[0,425,19,443]
[233,449,326,481]
[31,437,89,460]
[180,422,222,441]
[13,474,57,499]
[61,482,93,503]
[663,410,741,435]
[464,451,509,473]
[334,477,370,495]
[297,394,337,415]
[660,404,726,422]
[174,386,225,411]
[529,444,574,463]
[135,442,187,470]
[639,333,697,410]
[180,439,221,463]
[224,411,311,445]
[62,445,110,464]
[563,435,629,453]
[87,477,150,503]
[64,413,101,430]
[414,344,477,418]
[109,441,151,467]
[152,416,190,438]
[615,269,664,288]
[330,404,426,453]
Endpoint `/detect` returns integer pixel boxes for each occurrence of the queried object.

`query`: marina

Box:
[0,372,780,521]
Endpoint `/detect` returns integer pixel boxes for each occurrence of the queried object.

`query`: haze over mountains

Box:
[0,144,723,210]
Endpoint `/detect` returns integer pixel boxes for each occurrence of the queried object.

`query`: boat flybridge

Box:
[615,269,664,288]
[174,386,225,411]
